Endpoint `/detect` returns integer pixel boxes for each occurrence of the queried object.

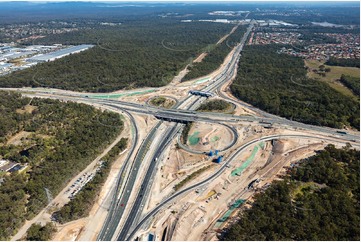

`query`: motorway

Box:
[18,85,360,144]
[125,133,356,240]
[0,20,254,241]
[111,20,255,241]
[100,20,257,241]
[97,116,163,240]
[4,19,360,241]
[104,19,357,240]
[96,108,140,240]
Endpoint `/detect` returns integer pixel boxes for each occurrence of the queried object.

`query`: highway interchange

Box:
[5,19,360,241]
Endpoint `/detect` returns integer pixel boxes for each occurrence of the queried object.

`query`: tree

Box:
[26,223,56,241]
[222,145,360,241]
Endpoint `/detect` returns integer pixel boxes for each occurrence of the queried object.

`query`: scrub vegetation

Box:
[230,45,359,130]
[0,91,123,240]
[197,99,231,112]
[53,138,128,223]
[222,145,360,241]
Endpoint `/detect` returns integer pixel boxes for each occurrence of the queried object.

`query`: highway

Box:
[114,19,359,240]
[125,133,357,240]
[97,120,162,240]
[20,92,359,143]
[113,20,256,241]
[0,21,256,241]
[96,108,140,240]
[116,123,181,240]
[3,18,360,241]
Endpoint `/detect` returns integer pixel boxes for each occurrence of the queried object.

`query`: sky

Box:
[0,0,358,2]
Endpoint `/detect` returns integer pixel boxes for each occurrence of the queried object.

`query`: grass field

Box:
[305,59,360,101]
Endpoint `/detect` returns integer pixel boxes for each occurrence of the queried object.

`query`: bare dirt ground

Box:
[6,131,31,145]
[178,47,237,88]
[145,140,212,212]
[216,24,239,45]
[219,81,258,117]
[248,32,254,45]
[167,25,238,86]
[186,122,234,152]
[138,126,349,241]
[15,104,37,114]
[193,52,208,63]
[53,219,86,241]
[167,24,239,87]
[169,65,190,86]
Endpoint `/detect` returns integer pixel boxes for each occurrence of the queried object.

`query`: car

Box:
[120,203,124,207]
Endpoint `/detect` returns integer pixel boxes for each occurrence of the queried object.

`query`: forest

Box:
[230,45,359,130]
[326,57,360,68]
[197,99,230,112]
[25,223,56,241]
[249,4,360,25]
[53,138,127,223]
[222,144,359,241]
[182,25,246,82]
[339,75,360,96]
[0,20,233,92]
[181,122,193,145]
[0,91,123,240]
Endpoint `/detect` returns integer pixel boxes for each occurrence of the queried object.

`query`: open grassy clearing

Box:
[305,59,360,100]
[231,45,359,129]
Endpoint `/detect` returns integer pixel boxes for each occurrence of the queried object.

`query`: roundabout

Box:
[177,122,238,154]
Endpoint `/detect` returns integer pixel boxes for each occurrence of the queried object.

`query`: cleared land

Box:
[186,122,234,152]
[305,59,360,100]
[230,45,359,130]
[144,126,341,241]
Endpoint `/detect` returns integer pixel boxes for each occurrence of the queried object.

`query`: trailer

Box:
[189,90,214,97]
[336,131,347,135]
[247,178,259,190]
[260,120,272,125]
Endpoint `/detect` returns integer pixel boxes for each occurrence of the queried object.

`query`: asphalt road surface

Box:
[2,19,359,241]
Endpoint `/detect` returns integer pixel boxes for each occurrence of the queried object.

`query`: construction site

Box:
[138,128,340,241]
[8,16,359,242]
